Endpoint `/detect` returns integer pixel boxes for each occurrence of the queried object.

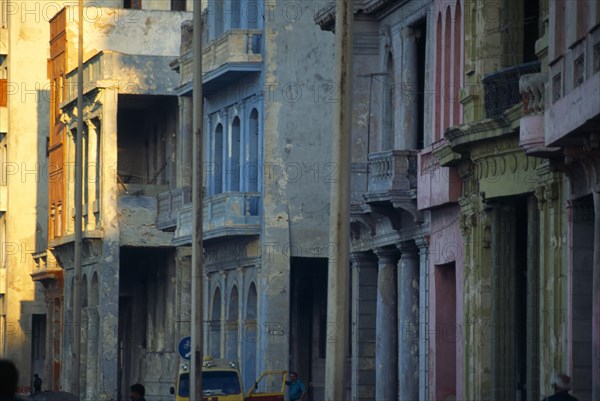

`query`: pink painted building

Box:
[417,1,464,399]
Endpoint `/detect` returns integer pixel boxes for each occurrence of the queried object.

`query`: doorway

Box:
[290,257,328,401]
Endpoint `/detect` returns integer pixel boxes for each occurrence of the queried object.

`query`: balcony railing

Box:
[482,60,541,118]
[173,192,260,244]
[156,187,192,231]
[203,29,262,76]
[367,150,418,193]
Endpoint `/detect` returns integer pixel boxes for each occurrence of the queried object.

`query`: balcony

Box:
[173,192,261,245]
[482,60,541,118]
[366,150,418,195]
[157,187,192,231]
[30,251,63,286]
[417,143,461,210]
[178,29,262,93]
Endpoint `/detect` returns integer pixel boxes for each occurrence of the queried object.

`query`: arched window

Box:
[434,13,442,141]
[91,273,99,307]
[210,287,222,357]
[246,283,257,320]
[453,1,462,126]
[247,109,259,192]
[214,0,224,38]
[213,124,224,194]
[243,282,258,390]
[229,117,241,192]
[247,0,259,29]
[226,286,239,360]
[444,8,451,131]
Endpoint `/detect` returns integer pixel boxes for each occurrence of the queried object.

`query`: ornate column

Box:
[350,252,378,401]
[459,190,493,401]
[400,27,418,150]
[397,241,420,401]
[374,247,399,401]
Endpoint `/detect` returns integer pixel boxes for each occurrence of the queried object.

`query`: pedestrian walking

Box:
[285,372,307,401]
[33,374,42,393]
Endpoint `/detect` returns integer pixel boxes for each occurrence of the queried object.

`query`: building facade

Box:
[27,2,192,400]
[163,1,336,399]
[1,0,51,395]
[316,1,432,400]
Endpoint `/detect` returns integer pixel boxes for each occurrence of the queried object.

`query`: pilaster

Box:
[350,252,378,401]
[397,241,419,401]
[374,247,399,401]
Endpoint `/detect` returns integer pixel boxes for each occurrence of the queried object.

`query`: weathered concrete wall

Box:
[4,1,55,393]
[118,196,173,247]
[63,6,192,73]
[260,0,335,374]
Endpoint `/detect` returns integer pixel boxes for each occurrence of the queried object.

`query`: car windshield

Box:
[178,371,241,397]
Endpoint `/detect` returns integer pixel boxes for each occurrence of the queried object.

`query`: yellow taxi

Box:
[171,356,287,401]
[172,357,243,401]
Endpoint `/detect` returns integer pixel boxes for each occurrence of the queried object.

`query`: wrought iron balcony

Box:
[156,187,192,231]
[367,150,418,194]
[482,60,541,118]
[173,192,260,244]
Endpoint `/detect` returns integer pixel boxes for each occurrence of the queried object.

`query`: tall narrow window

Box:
[229,117,241,192]
[453,1,462,126]
[434,14,442,141]
[443,9,451,132]
[210,287,222,358]
[523,0,539,63]
[226,286,239,361]
[248,109,259,192]
[232,0,242,28]
[554,0,565,59]
[382,54,394,150]
[415,19,426,149]
[214,124,224,194]
[214,0,224,38]
[247,0,259,29]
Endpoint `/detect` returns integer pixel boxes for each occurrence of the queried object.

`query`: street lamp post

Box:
[325,1,353,400]
[190,1,204,401]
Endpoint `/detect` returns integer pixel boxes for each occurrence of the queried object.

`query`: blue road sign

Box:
[178,336,192,360]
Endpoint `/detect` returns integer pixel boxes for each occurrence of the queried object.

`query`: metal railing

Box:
[482,60,541,118]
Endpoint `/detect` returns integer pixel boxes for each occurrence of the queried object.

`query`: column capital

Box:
[350,252,377,268]
[402,26,420,41]
[397,240,419,254]
[374,247,399,266]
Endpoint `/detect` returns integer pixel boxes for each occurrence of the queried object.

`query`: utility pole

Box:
[190,0,204,400]
[325,1,352,400]
[72,0,84,397]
